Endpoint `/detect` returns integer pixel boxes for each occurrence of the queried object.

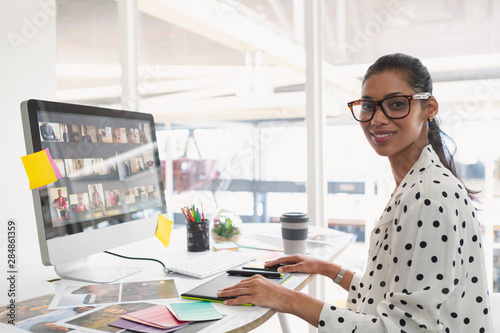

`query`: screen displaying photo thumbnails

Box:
[39,122,152,145]
[40,120,159,228]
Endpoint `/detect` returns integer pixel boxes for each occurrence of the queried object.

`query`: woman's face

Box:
[360,71,432,164]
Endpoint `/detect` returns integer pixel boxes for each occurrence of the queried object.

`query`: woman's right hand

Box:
[264,255,333,276]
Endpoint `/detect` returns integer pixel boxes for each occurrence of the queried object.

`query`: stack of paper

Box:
[109,305,188,332]
[109,302,222,332]
[169,301,222,321]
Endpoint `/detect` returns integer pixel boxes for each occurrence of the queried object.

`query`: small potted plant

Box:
[211,209,242,242]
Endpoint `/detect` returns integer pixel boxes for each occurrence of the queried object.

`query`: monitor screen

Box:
[21,99,167,282]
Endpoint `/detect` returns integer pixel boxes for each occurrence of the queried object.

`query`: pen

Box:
[226,269,282,279]
[242,266,281,272]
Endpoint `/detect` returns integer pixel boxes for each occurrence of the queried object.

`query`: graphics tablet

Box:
[181,272,291,304]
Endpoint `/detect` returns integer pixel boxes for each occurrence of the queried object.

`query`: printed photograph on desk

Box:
[52,283,121,308]
[121,280,179,302]
[15,305,95,332]
[51,280,178,309]
[0,294,57,324]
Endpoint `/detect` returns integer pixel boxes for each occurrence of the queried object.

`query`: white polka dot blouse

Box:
[319,145,493,332]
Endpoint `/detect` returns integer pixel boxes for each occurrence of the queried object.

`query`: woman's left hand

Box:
[217,275,292,312]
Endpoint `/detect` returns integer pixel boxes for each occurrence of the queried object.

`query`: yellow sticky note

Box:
[155,214,173,248]
[21,148,58,190]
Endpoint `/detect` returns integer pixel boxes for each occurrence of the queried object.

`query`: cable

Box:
[104,250,165,268]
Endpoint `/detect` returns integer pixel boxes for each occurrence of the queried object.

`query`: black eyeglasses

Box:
[347,92,431,122]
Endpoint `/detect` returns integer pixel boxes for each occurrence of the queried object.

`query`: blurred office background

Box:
[2,0,500,316]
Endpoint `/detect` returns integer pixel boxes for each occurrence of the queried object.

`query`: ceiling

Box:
[55,0,500,123]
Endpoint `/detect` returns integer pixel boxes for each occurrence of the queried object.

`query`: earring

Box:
[427,117,435,129]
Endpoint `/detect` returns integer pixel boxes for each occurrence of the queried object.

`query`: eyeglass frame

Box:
[347,92,432,122]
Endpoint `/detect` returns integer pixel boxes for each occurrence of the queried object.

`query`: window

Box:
[56,0,500,291]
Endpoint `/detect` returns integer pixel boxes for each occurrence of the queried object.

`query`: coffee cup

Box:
[280,212,309,255]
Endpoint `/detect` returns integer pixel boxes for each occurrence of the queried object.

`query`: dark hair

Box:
[363,53,477,199]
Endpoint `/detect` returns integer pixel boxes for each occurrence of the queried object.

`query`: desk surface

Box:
[1,223,354,333]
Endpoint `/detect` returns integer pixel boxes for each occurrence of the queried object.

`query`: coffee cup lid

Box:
[280,212,309,222]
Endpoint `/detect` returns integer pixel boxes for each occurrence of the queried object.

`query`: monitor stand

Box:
[54,257,141,283]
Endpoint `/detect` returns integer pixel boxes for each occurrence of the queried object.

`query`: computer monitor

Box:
[21,99,167,283]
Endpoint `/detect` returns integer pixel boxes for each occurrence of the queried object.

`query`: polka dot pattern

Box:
[318,146,492,332]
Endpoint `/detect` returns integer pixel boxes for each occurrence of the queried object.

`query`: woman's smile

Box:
[370,130,397,144]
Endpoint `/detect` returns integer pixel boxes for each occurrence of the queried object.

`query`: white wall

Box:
[0,0,57,297]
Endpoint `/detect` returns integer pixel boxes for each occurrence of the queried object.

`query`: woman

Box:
[218,53,493,332]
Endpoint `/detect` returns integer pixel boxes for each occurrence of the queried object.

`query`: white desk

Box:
[1,223,354,332]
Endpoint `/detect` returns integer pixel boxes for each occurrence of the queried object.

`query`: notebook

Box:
[181,272,291,305]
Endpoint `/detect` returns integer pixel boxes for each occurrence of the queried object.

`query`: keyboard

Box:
[165,250,256,279]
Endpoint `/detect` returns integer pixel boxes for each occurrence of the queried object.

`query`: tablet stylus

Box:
[226,269,282,279]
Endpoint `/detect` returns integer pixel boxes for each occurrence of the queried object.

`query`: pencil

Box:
[190,206,196,222]
[191,205,197,222]
[180,206,191,222]
[180,206,186,220]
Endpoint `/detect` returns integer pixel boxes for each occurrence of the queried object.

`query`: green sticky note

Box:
[170,301,222,321]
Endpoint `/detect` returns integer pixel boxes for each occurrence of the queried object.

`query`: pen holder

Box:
[186,219,209,252]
